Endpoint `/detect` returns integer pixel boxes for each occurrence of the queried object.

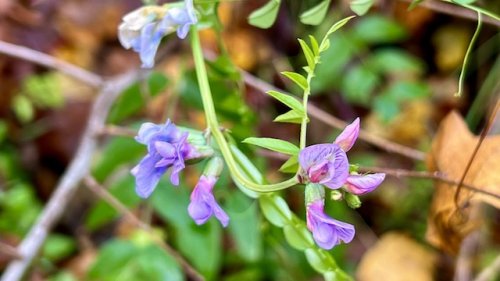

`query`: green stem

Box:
[456,11,482,97]
[445,0,500,22]
[190,28,299,192]
[299,71,313,149]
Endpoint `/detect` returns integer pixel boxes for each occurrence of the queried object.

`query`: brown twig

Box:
[83,176,205,281]
[0,40,103,87]
[0,70,138,281]
[359,166,500,200]
[241,71,427,161]
[400,0,500,28]
[99,125,137,138]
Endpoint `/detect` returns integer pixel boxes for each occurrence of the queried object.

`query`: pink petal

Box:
[345,173,385,195]
[334,118,360,152]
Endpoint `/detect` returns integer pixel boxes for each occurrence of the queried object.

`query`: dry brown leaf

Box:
[426,111,500,254]
[357,232,437,281]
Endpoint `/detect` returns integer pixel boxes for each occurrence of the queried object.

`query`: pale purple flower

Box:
[334,118,359,152]
[188,175,229,227]
[131,120,196,198]
[118,0,198,68]
[299,143,349,189]
[306,199,355,250]
[345,173,385,195]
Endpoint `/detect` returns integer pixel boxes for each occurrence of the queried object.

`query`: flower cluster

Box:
[118,0,197,68]
[299,118,385,249]
[131,120,228,227]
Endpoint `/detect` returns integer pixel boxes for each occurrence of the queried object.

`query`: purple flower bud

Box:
[299,143,349,189]
[188,175,229,227]
[131,120,194,198]
[345,173,385,195]
[118,0,198,68]
[306,199,355,250]
[334,118,360,152]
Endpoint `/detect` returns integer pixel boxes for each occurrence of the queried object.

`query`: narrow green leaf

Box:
[248,0,281,29]
[243,137,299,155]
[281,71,308,90]
[279,155,299,173]
[309,35,320,56]
[298,38,316,70]
[452,0,476,4]
[300,0,331,26]
[267,90,304,113]
[352,15,407,44]
[284,224,314,250]
[274,110,304,124]
[305,249,330,273]
[325,16,356,38]
[259,195,292,227]
[350,0,373,15]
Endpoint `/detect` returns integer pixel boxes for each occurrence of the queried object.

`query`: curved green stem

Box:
[190,28,299,192]
[456,11,482,97]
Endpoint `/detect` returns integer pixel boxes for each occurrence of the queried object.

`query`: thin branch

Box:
[99,125,137,137]
[83,176,205,281]
[473,254,500,281]
[400,0,500,28]
[241,71,427,161]
[0,40,103,87]
[359,166,500,200]
[0,70,138,281]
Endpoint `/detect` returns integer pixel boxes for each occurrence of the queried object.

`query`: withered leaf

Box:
[426,111,500,254]
[357,232,437,281]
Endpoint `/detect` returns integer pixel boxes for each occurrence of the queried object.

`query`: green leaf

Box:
[324,16,356,39]
[341,65,380,106]
[43,234,76,262]
[281,71,308,90]
[85,176,140,230]
[92,136,144,182]
[452,0,476,4]
[88,239,183,281]
[385,81,430,101]
[151,182,222,279]
[248,0,281,29]
[108,72,168,123]
[226,192,262,262]
[243,137,299,155]
[283,224,314,250]
[367,48,424,75]
[12,95,34,123]
[298,38,316,70]
[353,15,407,44]
[373,94,400,122]
[350,0,373,15]
[309,35,320,56]
[305,249,330,274]
[274,109,304,124]
[23,73,63,108]
[300,0,331,26]
[278,155,299,173]
[266,90,304,113]
[259,195,292,227]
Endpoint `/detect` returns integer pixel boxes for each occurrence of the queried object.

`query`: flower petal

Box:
[345,173,385,195]
[334,118,360,152]
[132,154,167,198]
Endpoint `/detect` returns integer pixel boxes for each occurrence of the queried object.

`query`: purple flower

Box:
[306,199,355,250]
[345,173,385,195]
[299,143,349,189]
[188,175,229,227]
[118,0,198,68]
[334,118,359,152]
[131,120,195,198]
